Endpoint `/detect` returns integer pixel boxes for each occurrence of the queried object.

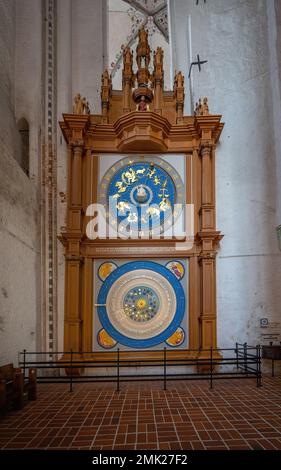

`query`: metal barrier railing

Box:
[18,343,262,392]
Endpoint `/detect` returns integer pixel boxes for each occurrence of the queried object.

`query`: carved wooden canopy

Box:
[60,27,223,153]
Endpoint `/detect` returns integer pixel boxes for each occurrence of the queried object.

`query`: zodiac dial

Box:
[99,156,185,235]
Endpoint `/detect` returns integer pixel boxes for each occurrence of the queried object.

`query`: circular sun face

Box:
[123,285,160,322]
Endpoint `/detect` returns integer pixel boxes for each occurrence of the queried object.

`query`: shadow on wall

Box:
[17,117,29,177]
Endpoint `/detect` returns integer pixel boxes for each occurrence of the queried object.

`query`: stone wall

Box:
[56,0,106,351]
[0,0,41,364]
[170,0,281,348]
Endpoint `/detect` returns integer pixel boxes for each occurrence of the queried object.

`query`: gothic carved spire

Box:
[122,47,134,85]
[136,26,151,87]
[195,97,209,116]
[101,70,112,123]
[153,47,164,86]
[132,27,154,109]
[173,71,185,121]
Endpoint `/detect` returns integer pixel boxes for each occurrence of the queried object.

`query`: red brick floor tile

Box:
[180,441,193,450]
[0,375,281,450]
[136,443,158,449]
[158,442,170,449]
[137,433,147,443]
[191,441,205,450]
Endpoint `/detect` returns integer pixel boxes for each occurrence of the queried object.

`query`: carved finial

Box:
[82,97,90,115]
[202,96,209,115]
[122,47,134,87]
[73,93,84,114]
[123,47,133,67]
[195,96,209,116]
[136,27,150,68]
[153,47,164,88]
[102,69,111,87]
[136,27,151,86]
[154,47,164,67]
[174,71,185,121]
[101,69,112,100]
[73,94,90,115]
[101,69,112,122]
[132,27,154,107]
[174,71,184,90]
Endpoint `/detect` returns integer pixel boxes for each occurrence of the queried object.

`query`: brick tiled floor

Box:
[1,375,281,450]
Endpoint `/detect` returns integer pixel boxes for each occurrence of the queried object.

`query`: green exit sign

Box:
[277,225,281,252]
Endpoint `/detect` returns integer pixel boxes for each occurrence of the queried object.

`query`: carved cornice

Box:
[195,231,224,258]
[114,111,170,151]
[196,231,224,243]
[60,112,224,154]
[195,115,224,144]
[60,114,90,145]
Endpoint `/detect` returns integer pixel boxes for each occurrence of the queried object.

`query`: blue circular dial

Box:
[108,162,176,231]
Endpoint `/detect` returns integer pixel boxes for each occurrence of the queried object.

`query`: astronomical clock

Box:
[59,28,224,362]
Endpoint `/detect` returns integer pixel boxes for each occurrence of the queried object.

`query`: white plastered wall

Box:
[0,0,41,364]
[170,0,281,350]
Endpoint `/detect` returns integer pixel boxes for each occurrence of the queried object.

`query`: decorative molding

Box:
[42,0,58,358]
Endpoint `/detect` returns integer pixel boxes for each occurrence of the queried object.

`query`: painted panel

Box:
[93,258,188,351]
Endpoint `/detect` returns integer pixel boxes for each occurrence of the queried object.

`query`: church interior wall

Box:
[170,0,281,348]
[0,0,41,364]
[56,0,107,353]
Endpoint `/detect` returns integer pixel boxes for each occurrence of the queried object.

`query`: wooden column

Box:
[200,254,217,348]
[82,258,93,355]
[71,145,82,206]
[197,137,222,353]
[64,256,83,352]
[154,79,162,113]
[188,256,200,349]
[201,143,215,231]
[192,145,201,235]
[62,115,90,354]
[82,150,98,235]
[123,79,131,113]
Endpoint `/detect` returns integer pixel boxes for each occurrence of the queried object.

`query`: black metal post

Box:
[23,349,26,382]
[244,342,248,374]
[235,342,239,370]
[256,344,259,388]
[210,346,213,389]
[116,348,120,392]
[272,358,275,377]
[163,347,167,391]
[258,344,262,387]
[70,349,73,393]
